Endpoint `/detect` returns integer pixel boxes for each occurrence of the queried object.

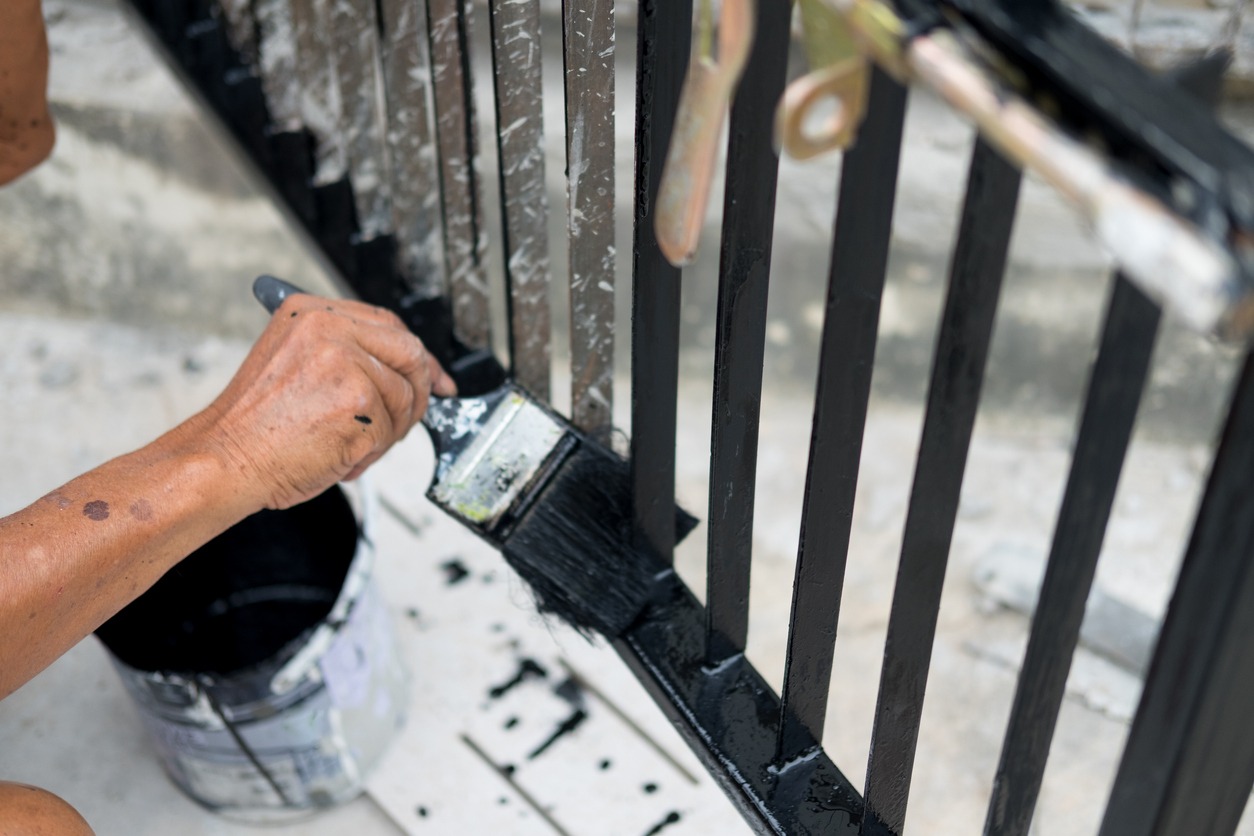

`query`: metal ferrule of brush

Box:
[422,386,579,540]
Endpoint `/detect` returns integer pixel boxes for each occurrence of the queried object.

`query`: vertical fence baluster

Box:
[488,0,552,398]
[985,57,1225,836]
[629,0,691,564]
[379,0,447,300]
[562,0,616,440]
[429,0,492,350]
[290,0,348,186]
[253,0,301,133]
[215,0,256,62]
[861,139,1020,834]
[983,275,1159,836]
[702,0,791,666]
[329,0,392,241]
[1097,349,1254,836]
[771,68,909,764]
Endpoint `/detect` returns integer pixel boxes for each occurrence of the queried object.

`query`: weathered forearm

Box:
[0,0,55,185]
[0,412,260,699]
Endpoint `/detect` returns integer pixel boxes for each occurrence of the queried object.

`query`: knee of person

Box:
[0,781,94,835]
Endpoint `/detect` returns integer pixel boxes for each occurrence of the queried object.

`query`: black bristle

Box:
[502,444,665,638]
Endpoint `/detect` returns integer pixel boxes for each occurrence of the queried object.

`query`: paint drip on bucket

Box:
[95,481,406,823]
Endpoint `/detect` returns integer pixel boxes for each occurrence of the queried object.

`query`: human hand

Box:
[194,294,456,511]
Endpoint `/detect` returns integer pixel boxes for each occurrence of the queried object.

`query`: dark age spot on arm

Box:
[290,311,298,317]
[82,500,110,521]
[128,499,154,521]
[354,415,372,425]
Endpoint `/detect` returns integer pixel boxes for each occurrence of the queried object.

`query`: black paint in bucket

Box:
[95,485,407,819]
[97,486,357,676]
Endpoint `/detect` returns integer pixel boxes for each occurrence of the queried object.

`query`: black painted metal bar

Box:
[379,0,447,300]
[429,0,493,351]
[984,54,1226,836]
[857,141,1019,835]
[614,575,865,835]
[488,0,553,399]
[770,68,909,765]
[982,275,1159,836]
[629,0,691,566]
[701,0,791,667]
[1097,350,1254,836]
[562,0,617,441]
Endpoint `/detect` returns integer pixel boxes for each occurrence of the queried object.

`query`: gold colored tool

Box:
[776,0,869,159]
[654,0,756,267]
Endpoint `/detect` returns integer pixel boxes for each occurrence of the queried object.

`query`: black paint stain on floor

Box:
[642,811,682,835]
[527,709,588,760]
[440,558,471,585]
[488,658,548,699]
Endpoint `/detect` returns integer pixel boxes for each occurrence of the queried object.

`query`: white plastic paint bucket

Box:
[95,482,406,822]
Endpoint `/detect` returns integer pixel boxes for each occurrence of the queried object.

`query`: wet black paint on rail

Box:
[629,0,691,568]
[860,138,1021,835]
[776,68,910,766]
[703,0,792,667]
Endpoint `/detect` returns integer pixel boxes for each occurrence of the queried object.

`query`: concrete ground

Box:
[0,0,1251,833]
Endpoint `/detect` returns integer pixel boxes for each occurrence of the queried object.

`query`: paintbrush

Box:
[253,274,693,638]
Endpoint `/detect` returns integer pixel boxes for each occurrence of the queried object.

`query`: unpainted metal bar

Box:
[488,0,553,399]
[629,0,692,565]
[253,0,302,132]
[771,67,908,766]
[702,0,791,667]
[329,0,393,240]
[215,0,257,63]
[1098,350,1254,836]
[290,0,348,185]
[861,138,1020,835]
[378,0,447,300]
[429,0,493,351]
[983,274,1158,836]
[562,0,617,440]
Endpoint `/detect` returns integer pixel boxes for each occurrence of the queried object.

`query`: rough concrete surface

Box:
[0,0,1252,834]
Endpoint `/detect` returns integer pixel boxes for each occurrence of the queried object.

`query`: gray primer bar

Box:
[562,0,616,439]
[490,0,553,399]
[379,0,448,300]
[330,0,394,240]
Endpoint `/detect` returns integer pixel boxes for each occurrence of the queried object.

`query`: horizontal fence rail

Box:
[123,0,1254,832]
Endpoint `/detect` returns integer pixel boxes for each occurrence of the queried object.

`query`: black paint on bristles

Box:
[502,443,665,638]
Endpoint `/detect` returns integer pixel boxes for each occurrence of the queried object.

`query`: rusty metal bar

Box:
[562,0,617,439]
[488,0,553,398]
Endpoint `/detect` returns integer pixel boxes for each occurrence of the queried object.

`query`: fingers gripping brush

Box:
[253,275,695,638]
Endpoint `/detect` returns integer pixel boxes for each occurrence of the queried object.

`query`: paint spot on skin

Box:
[129,499,154,521]
[82,500,110,521]
[290,311,298,317]
[44,492,72,510]
[354,415,373,425]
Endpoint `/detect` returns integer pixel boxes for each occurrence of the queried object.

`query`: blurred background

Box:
[1,0,1252,832]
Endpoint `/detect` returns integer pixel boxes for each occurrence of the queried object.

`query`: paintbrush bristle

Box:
[501,444,664,638]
